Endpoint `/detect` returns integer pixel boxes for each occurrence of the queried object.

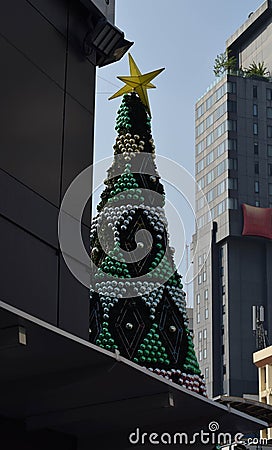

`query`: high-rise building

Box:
[193,0,272,399]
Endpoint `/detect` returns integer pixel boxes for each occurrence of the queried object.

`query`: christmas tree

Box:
[89,55,206,396]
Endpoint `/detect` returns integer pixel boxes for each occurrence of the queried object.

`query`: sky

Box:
[93,0,264,304]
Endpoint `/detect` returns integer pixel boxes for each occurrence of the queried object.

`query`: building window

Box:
[269,184,272,195]
[204,367,209,380]
[254,142,259,155]
[227,81,236,94]
[198,176,205,190]
[253,123,258,135]
[196,103,205,119]
[267,107,272,119]
[268,164,272,176]
[197,313,200,324]
[204,289,208,300]
[223,364,226,375]
[228,178,238,190]
[267,88,272,100]
[207,189,214,202]
[207,169,215,184]
[196,293,200,304]
[253,85,257,98]
[205,308,209,319]
[217,180,225,195]
[203,328,207,339]
[197,197,205,210]
[227,198,238,210]
[255,200,260,207]
[222,285,225,295]
[227,120,237,132]
[206,132,214,147]
[254,163,259,174]
[206,113,213,128]
[222,304,226,314]
[217,160,226,176]
[203,348,207,359]
[196,139,205,155]
[199,350,202,361]
[228,158,238,170]
[198,274,202,285]
[268,126,272,138]
[198,331,202,341]
[196,121,205,137]
[254,181,260,193]
[206,95,213,110]
[268,144,272,157]
[253,104,258,116]
[218,200,225,215]
[203,271,207,282]
[227,139,237,151]
[206,150,214,165]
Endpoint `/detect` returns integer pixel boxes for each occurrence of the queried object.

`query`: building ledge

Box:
[0,300,268,448]
[226,0,271,49]
[215,395,272,426]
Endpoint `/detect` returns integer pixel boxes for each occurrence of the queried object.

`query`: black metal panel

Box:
[27,0,68,37]
[0,0,66,87]
[58,258,90,340]
[0,0,95,336]
[66,43,96,112]
[58,223,90,339]
[0,216,58,324]
[0,35,64,206]
[61,94,94,226]
[68,0,91,60]
[0,168,58,248]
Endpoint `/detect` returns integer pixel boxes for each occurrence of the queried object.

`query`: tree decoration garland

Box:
[89,55,206,396]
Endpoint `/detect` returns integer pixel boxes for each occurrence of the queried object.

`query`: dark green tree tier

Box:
[89,92,206,396]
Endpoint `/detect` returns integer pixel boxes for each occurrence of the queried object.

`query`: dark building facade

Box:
[193,0,272,398]
[0,0,132,340]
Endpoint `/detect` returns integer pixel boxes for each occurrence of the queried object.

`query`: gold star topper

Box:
[109,53,165,117]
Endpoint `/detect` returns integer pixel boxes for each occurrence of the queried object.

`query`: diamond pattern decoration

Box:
[89,293,102,343]
[155,289,187,364]
[109,298,151,359]
[121,212,153,275]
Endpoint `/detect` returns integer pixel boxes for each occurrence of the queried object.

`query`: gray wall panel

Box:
[0,216,58,324]
[0,169,58,248]
[0,0,66,86]
[61,95,93,226]
[0,0,97,335]
[27,0,68,37]
[66,44,95,112]
[0,36,63,206]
